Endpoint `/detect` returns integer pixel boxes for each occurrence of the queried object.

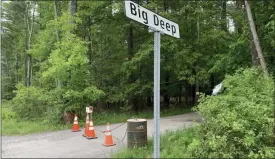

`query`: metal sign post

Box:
[151,28,161,158]
[124,1,180,158]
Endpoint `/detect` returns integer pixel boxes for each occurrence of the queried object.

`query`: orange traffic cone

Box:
[72,114,81,132]
[82,113,89,137]
[102,122,116,147]
[85,119,97,139]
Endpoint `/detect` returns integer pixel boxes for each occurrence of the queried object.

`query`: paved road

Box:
[2,112,202,158]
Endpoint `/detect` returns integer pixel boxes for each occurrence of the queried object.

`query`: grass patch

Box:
[111,125,200,158]
[2,102,192,136]
[2,119,71,135]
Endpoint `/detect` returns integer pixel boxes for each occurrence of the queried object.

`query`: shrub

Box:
[11,83,52,120]
[192,67,275,158]
[2,100,17,120]
[2,107,16,120]
[111,126,200,158]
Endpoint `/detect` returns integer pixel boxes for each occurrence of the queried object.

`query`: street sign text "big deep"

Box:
[125,1,180,38]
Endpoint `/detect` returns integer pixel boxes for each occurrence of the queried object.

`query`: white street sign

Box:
[125,1,180,39]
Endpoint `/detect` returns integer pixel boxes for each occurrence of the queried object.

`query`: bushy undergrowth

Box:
[192,68,275,158]
[111,126,200,158]
[11,84,52,120]
[9,83,104,123]
[112,67,275,158]
[2,100,16,120]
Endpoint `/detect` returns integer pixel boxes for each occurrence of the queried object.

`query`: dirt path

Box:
[2,112,202,158]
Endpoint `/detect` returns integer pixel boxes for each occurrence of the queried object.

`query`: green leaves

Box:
[43,22,88,85]
[63,86,105,103]
[11,83,52,120]
[192,67,275,158]
[83,86,105,101]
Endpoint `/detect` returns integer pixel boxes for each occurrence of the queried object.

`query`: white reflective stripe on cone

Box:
[74,117,77,120]
[105,131,111,135]
[106,125,110,131]
[74,121,78,124]
[89,127,94,130]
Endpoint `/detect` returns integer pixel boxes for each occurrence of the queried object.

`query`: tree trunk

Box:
[163,71,170,108]
[183,82,188,105]
[163,0,168,12]
[127,27,133,60]
[195,79,199,105]
[26,2,35,86]
[3,53,9,77]
[15,55,19,84]
[70,0,77,17]
[216,0,221,29]
[24,12,28,86]
[221,0,227,31]
[178,84,182,104]
[193,84,197,105]
[163,0,170,108]
[27,55,32,86]
[54,0,62,88]
[87,27,93,85]
[190,84,195,105]
[250,32,260,65]
[54,0,60,42]
[127,24,136,110]
[147,96,152,107]
[186,84,193,105]
[39,59,42,87]
[69,0,77,32]
[195,16,200,105]
[235,0,244,34]
[244,0,268,76]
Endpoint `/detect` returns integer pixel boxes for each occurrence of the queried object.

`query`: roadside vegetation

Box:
[112,68,275,158]
[2,100,191,135]
[112,126,200,158]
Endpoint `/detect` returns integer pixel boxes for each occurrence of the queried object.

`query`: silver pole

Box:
[153,30,160,158]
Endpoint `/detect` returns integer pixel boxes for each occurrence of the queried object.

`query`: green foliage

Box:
[2,101,17,120]
[2,108,16,120]
[192,67,275,158]
[112,126,200,158]
[113,68,274,158]
[62,86,105,112]
[44,86,105,123]
[1,76,16,100]
[11,83,52,120]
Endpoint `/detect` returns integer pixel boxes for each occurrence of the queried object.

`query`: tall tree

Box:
[26,1,36,86]
[244,0,268,76]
